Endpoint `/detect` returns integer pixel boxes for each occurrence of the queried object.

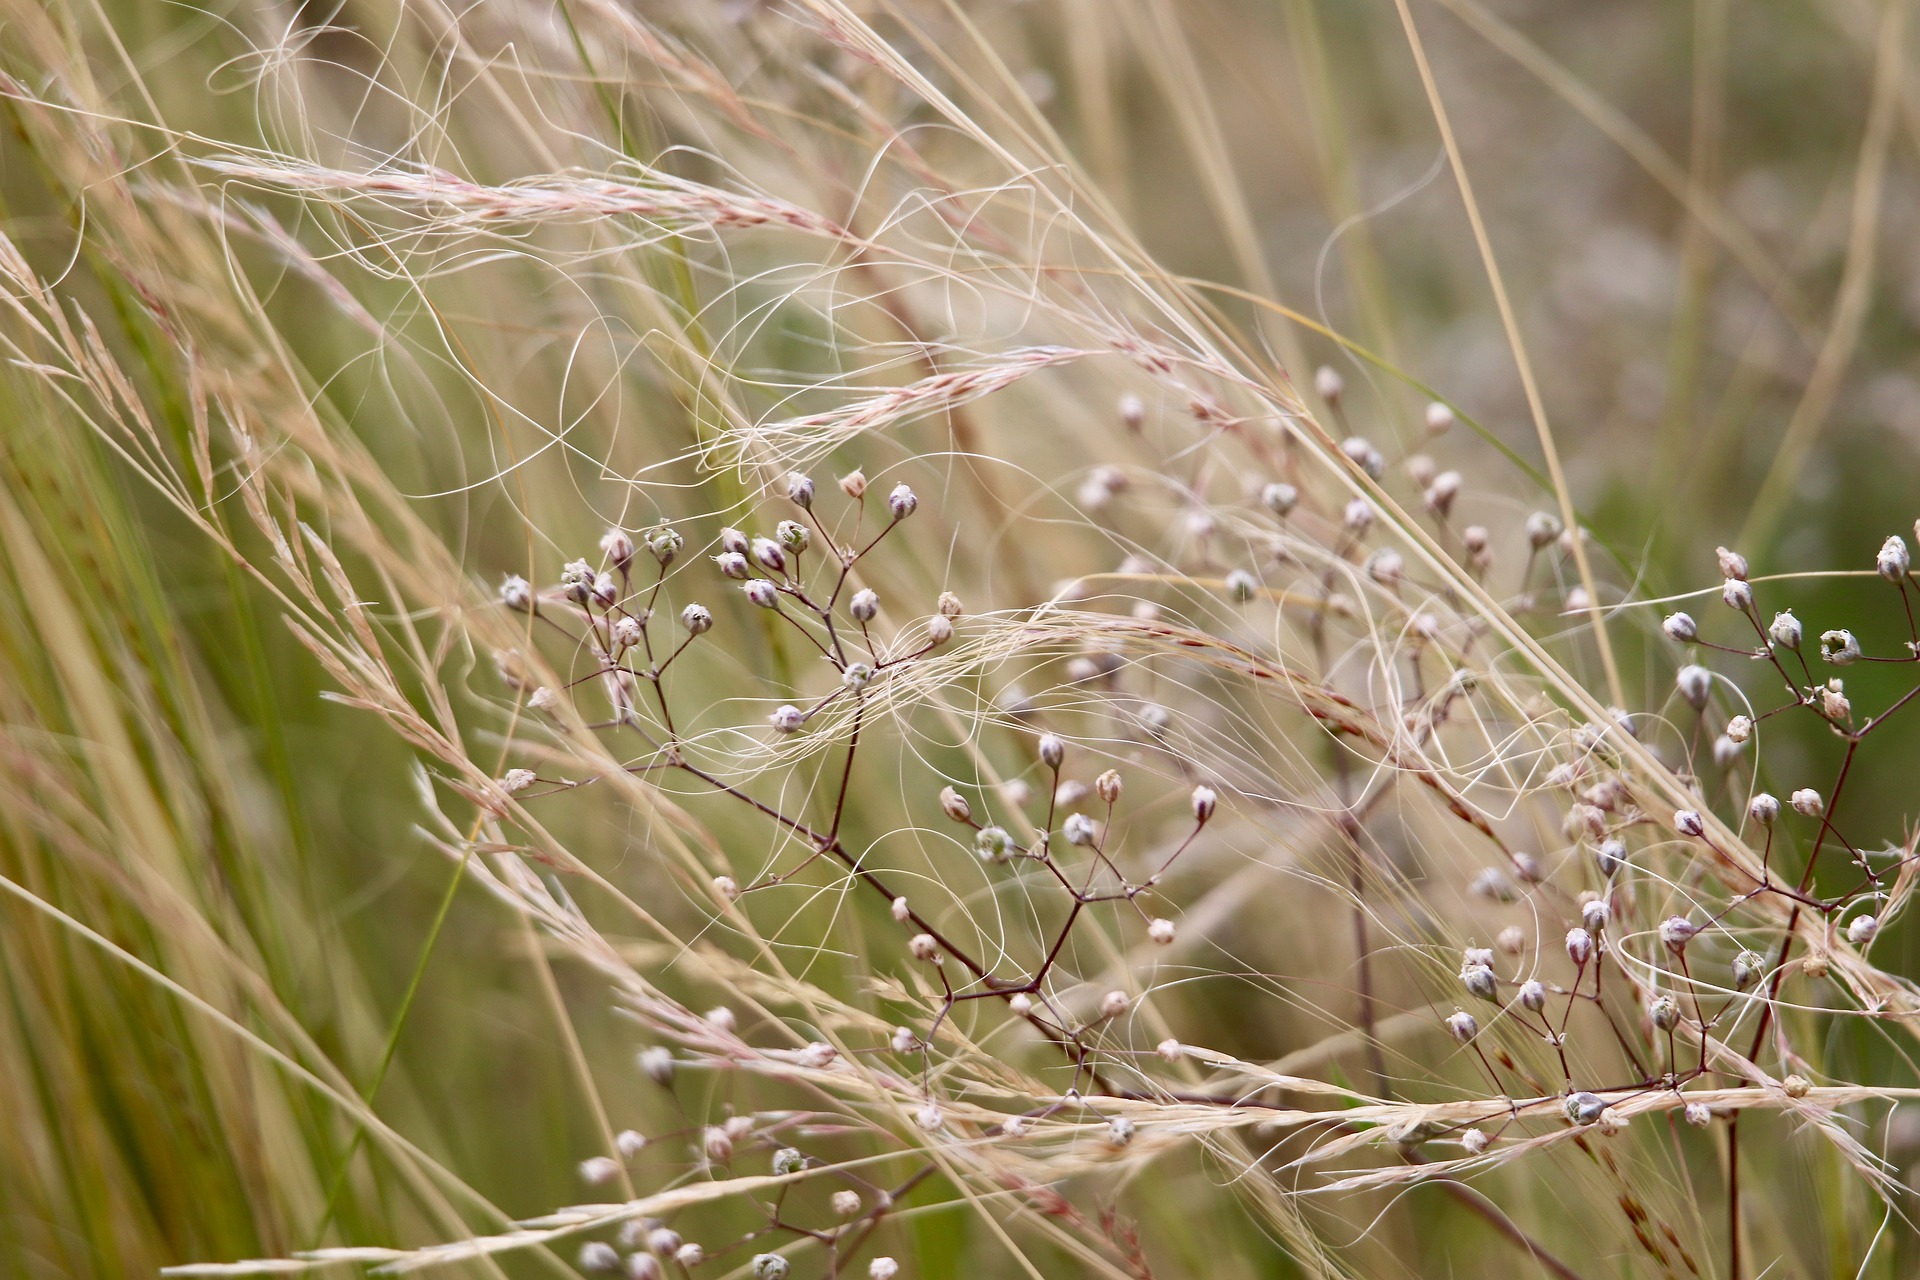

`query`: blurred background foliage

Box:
[5,0,1920,1276]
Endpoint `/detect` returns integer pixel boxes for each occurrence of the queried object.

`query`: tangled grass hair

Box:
[5,1,1920,1277]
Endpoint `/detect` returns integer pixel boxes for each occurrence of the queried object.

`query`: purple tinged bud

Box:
[888,483,918,520]
[744,579,779,608]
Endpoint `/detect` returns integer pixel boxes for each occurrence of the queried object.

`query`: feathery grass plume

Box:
[6,0,1920,1277]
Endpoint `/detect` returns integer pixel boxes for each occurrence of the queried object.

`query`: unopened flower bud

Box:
[647,1227,683,1257]
[1343,498,1374,533]
[869,1259,899,1280]
[909,933,940,963]
[1675,809,1706,838]
[751,537,787,574]
[1582,899,1610,931]
[1651,994,1680,1031]
[1424,470,1463,517]
[1525,512,1562,549]
[1782,1075,1810,1099]
[577,1242,620,1273]
[1425,401,1456,433]
[1224,568,1258,602]
[601,528,635,574]
[716,551,751,580]
[770,704,805,733]
[1095,769,1123,804]
[752,1254,790,1280]
[832,1190,862,1217]
[1315,365,1344,401]
[1662,611,1697,642]
[1008,992,1033,1016]
[1596,838,1626,877]
[500,768,536,795]
[1685,1102,1712,1128]
[937,591,964,618]
[847,589,879,623]
[1519,979,1547,1012]
[1749,793,1780,825]
[1063,813,1097,846]
[1717,546,1749,581]
[891,895,911,922]
[840,470,867,499]
[1408,454,1438,489]
[638,1046,675,1085]
[1847,914,1879,946]
[675,1245,706,1269]
[1447,1009,1478,1043]
[1791,788,1823,817]
[888,483,918,520]
[1101,989,1130,1018]
[610,616,643,654]
[580,1155,621,1185]
[1191,784,1217,822]
[714,875,739,901]
[1722,578,1752,612]
[1148,917,1176,945]
[926,615,953,646]
[1879,535,1910,580]
[1566,928,1594,965]
[786,472,815,509]
[842,662,874,691]
[891,1025,917,1052]
[1732,950,1765,990]
[1463,525,1490,554]
[1820,629,1860,665]
[1726,714,1752,743]
[499,575,533,611]
[1038,733,1065,768]
[1766,611,1801,652]
[592,573,618,609]
[1118,392,1146,430]
[1461,1127,1490,1154]
[1659,916,1697,952]
[1341,436,1384,478]
[1261,482,1298,515]
[744,579,779,608]
[939,786,971,823]
[1461,964,1499,1001]
[1677,664,1712,711]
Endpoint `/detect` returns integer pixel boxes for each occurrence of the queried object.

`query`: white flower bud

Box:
[638,1046,675,1085]
[1685,1102,1712,1128]
[647,1227,684,1256]
[1519,979,1547,1012]
[1675,809,1706,838]
[849,588,880,622]
[939,786,971,823]
[869,1259,900,1280]
[1107,1116,1136,1147]
[1677,664,1712,710]
[676,602,712,635]
[743,578,779,608]
[1367,549,1405,586]
[770,704,806,734]
[592,573,619,609]
[713,875,739,901]
[909,933,940,963]
[890,1026,917,1052]
[1119,392,1146,430]
[888,483,918,520]
[1749,793,1780,825]
[675,1245,706,1269]
[1423,469,1463,518]
[610,616,643,654]
[1662,612,1697,642]
[645,525,683,566]
[601,528,635,572]
[1225,568,1259,602]
[1651,995,1680,1031]
[579,1156,621,1185]
[1095,769,1123,804]
[499,575,533,611]
[1314,365,1344,401]
[752,1254,790,1280]
[1791,788,1823,817]
[1595,838,1626,877]
[1566,928,1594,965]
[751,537,787,574]
[1148,918,1176,945]
[1782,1074,1811,1098]
[1769,611,1802,651]
[842,662,875,691]
[916,1102,943,1131]
[1461,964,1499,1001]
[616,1129,648,1159]
[1659,916,1698,952]
[1408,454,1438,488]
[1343,497,1375,533]
[1101,990,1131,1018]
[1463,524,1490,554]
[832,1190,863,1217]
[1722,578,1752,612]
[1726,714,1753,743]
[1063,813,1097,846]
[1261,481,1298,515]
[1446,1009,1478,1043]
[1732,950,1766,991]
[1879,535,1910,580]
[926,615,953,646]
[891,895,911,922]
[1425,401,1456,433]
[1525,511,1563,549]
[1008,992,1033,1016]
[1847,914,1879,945]
[1820,629,1861,665]
[1717,547,1749,581]
[1340,436,1385,478]
[786,471,815,509]
[705,1006,736,1033]
[716,551,751,580]
[577,1242,621,1272]
[1191,784,1217,822]
[840,470,867,499]
[500,768,536,795]
[1581,899,1610,931]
